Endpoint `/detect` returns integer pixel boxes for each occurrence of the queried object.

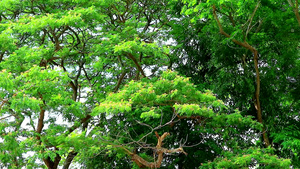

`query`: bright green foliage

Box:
[92,70,256,127]
[0,0,298,168]
[89,70,266,168]
[0,0,172,168]
[200,147,291,169]
[93,70,226,117]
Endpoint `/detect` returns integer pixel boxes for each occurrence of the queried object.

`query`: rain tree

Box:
[87,70,267,168]
[0,0,297,168]
[0,0,171,168]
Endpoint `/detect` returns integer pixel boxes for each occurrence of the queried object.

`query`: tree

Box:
[0,0,298,168]
[86,70,265,168]
[0,0,171,168]
[173,0,300,167]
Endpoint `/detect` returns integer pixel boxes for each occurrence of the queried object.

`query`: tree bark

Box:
[287,0,300,26]
[126,53,146,77]
[62,151,78,169]
[119,132,187,168]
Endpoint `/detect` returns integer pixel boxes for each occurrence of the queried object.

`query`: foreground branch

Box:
[120,132,187,168]
[62,151,78,169]
[0,99,8,111]
[126,53,146,77]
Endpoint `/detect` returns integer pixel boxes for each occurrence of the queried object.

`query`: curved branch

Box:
[126,53,146,77]
[62,151,78,169]
[287,0,300,26]
[114,71,127,92]
[212,5,270,147]
[66,26,81,48]
[119,132,187,168]
[0,99,8,111]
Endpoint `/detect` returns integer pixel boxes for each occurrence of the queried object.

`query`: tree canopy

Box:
[0,0,299,168]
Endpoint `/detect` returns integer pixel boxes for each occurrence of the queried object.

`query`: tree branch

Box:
[66,26,81,48]
[68,115,92,134]
[0,51,5,63]
[126,53,146,77]
[62,151,78,169]
[36,95,61,169]
[212,5,270,147]
[114,71,127,92]
[0,99,8,111]
[287,0,300,26]
[36,105,45,140]
[62,114,92,169]
[245,1,260,39]
[118,132,186,168]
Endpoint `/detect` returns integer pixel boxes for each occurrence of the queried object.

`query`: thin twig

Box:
[0,115,14,120]
[245,1,261,40]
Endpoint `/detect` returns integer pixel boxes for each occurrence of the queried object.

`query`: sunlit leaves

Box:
[0,28,16,52]
[174,103,214,117]
[0,0,21,13]
[0,46,54,73]
[0,70,14,91]
[92,101,132,116]
[200,147,291,168]
[0,0,173,168]
[92,70,258,132]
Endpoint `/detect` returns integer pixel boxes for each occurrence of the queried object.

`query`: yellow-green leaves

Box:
[140,107,161,119]
[0,27,16,52]
[92,70,251,125]
[200,147,291,168]
[91,101,132,116]
[174,103,214,117]
[10,95,43,113]
[0,0,20,13]
[0,69,14,91]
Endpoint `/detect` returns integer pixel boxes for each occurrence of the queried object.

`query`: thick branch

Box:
[43,149,61,169]
[253,52,270,146]
[126,53,146,77]
[114,71,127,92]
[36,98,61,169]
[120,132,186,168]
[287,0,300,26]
[212,5,270,147]
[62,151,78,169]
[68,115,92,134]
[36,107,45,140]
[0,51,5,63]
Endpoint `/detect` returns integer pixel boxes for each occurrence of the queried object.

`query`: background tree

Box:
[173,0,300,167]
